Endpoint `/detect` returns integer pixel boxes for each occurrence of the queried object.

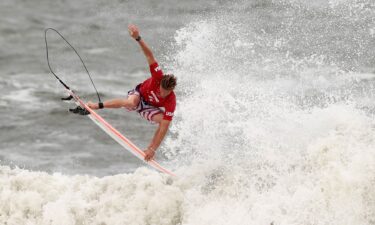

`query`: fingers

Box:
[144,151,155,161]
[128,25,134,35]
[128,24,137,30]
[128,24,139,38]
[144,154,153,161]
[128,25,135,33]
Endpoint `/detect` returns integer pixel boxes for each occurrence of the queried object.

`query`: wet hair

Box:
[161,74,177,90]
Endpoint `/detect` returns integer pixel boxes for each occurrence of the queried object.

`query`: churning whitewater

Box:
[1,0,375,224]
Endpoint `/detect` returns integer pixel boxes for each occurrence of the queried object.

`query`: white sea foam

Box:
[0,167,183,225]
[1,114,375,225]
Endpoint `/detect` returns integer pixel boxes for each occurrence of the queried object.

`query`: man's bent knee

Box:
[126,95,140,108]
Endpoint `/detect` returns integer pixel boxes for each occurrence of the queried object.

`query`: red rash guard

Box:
[139,62,176,121]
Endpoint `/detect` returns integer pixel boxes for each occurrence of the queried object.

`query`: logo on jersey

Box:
[154,66,161,72]
[150,91,160,103]
[166,112,174,117]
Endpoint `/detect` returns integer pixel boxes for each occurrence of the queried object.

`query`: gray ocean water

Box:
[1,0,375,224]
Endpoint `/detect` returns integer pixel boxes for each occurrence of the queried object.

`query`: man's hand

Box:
[144,147,156,161]
[129,24,156,65]
[128,24,140,39]
[87,101,99,110]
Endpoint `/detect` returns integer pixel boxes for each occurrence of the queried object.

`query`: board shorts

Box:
[127,84,163,123]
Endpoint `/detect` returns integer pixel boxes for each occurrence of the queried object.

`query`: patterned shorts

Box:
[127,84,163,122]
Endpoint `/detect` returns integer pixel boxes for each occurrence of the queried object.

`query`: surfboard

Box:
[67,89,176,176]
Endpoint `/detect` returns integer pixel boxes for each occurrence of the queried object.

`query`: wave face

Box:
[2,0,375,224]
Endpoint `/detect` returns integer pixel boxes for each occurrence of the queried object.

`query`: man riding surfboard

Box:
[87,24,177,162]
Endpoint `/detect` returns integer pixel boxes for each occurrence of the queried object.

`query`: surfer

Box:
[87,24,177,162]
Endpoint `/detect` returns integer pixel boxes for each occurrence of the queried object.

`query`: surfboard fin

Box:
[61,95,73,101]
[69,106,90,115]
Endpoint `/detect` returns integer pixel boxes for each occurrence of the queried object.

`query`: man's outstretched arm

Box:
[128,24,156,65]
[144,119,171,161]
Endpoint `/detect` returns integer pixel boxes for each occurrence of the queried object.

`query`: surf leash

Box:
[44,28,101,115]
